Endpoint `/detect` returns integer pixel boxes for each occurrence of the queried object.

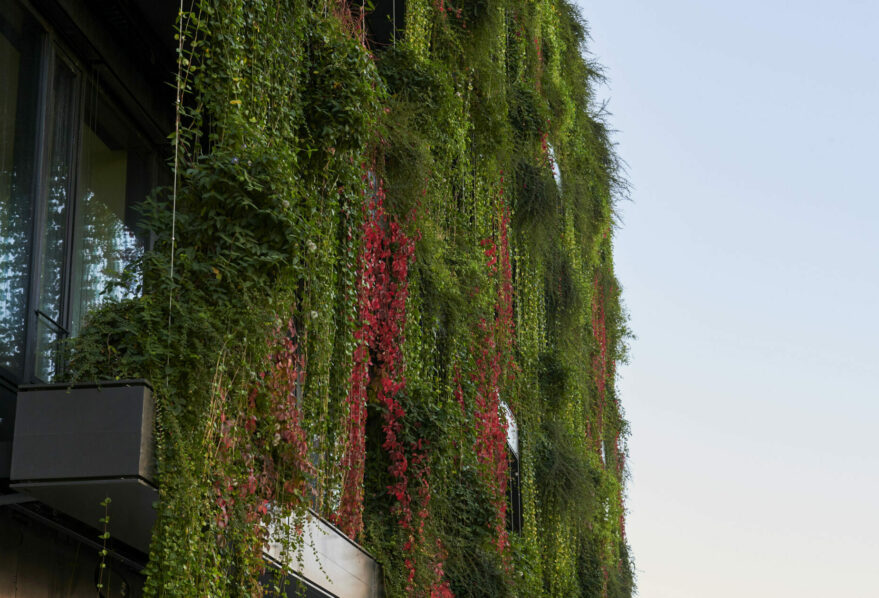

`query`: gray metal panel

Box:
[8,381,158,552]
[10,381,155,482]
[11,478,158,553]
[0,380,16,478]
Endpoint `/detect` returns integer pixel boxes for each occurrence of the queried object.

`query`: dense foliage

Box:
[67,0,633,596]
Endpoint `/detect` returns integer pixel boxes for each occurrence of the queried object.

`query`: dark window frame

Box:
[506,447,523,534]
[1,1,160,387]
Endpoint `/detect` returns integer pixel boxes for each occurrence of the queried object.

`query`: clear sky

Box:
[577,1,879,596]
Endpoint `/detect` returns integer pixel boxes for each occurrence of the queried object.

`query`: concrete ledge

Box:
[266,510,383,598]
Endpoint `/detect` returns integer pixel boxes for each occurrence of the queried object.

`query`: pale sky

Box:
[578,1,879,596]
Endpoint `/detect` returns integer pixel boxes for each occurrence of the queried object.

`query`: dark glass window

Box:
[0,1,156,383]
[34,57,78,381]
[70,86,148,339]
[0,5,41,376]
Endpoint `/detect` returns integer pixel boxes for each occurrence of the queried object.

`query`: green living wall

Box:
[68,0,633,596]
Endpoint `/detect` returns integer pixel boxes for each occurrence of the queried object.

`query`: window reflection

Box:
[1,3,154,383]
[70,122,144,337]
[34,59,77,381]
[0,9,40,376]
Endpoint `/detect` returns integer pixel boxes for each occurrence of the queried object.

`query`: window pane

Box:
[0,7,41,375]
[33,313,63,381]
[70,89,146,337]
[34,58,77,381]
[38,59,76,322]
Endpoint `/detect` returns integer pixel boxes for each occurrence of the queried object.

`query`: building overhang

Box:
[9,380,157,551]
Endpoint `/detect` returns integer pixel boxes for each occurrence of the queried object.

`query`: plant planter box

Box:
[9,380,157,552]
[266,510,383,598]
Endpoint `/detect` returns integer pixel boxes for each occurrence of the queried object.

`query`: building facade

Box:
[1,1,633,596]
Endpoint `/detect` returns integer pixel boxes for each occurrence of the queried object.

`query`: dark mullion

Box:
[58,44,82,369]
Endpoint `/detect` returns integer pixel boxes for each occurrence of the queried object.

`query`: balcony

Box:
[9,380,158,552]
[7,380,382,597]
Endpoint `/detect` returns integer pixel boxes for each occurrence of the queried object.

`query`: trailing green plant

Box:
[96,496,112,593]
[65,0,633,596]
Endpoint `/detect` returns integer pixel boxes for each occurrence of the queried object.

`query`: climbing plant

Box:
[66,0,633,596]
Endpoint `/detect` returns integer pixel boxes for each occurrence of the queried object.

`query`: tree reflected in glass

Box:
[0,21,39,376]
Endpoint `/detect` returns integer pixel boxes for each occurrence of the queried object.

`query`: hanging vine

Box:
[64,0,633,596]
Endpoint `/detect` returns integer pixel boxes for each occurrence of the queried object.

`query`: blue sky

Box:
[577,1,879,596]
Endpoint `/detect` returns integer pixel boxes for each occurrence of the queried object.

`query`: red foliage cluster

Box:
[606,278,627,545]
[434,0,467,28]
[336,177,414,539]
[334,177,452,596]
[331,0,367,45]
[591,274,628,584]
[510,12,525,42]
[473,205,516,558]
[214,320,313,558]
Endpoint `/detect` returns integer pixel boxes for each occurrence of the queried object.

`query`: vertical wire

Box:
[166,0,186,377]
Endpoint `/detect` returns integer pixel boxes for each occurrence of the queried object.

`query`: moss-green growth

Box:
[66,0,633,595]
